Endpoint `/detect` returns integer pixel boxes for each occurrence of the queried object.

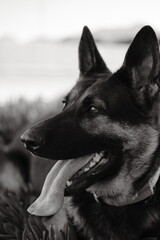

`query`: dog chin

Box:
[64,151,118,195]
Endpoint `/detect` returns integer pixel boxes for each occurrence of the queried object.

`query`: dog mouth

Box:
[65,151,110,194]
[27,151,111,217]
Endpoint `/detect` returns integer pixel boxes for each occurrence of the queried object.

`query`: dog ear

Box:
[123,26,160,109]
[79,26,110,75]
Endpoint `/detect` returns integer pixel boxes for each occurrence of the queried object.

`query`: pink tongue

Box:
[27,154,94,216]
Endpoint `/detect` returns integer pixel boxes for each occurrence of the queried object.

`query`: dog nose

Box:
[21,129,44,150]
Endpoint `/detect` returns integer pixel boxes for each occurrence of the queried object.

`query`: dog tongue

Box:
[27,154,94,216]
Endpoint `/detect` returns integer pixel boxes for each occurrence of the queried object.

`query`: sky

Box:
[0,0,160,42]
[0,0,160,102]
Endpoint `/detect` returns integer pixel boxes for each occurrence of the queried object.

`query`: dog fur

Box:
[22,26,160,240]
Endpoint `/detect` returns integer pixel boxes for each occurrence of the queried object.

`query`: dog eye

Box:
[62,100,66,108]
[88,106,99,114]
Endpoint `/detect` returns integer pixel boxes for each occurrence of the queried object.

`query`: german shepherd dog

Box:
[21,26,160,240]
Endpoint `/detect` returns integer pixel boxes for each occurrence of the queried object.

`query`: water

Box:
[0,42,129,104]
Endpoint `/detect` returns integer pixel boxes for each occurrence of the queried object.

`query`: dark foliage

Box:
[0,99,78,239]
[0,192,77,240]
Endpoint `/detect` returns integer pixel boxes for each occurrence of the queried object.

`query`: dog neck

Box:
[108,171,160,207]
[98,128,160,207]
[99,162,160,207]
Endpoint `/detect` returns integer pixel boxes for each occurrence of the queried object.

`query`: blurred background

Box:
[0,0,160,195]
[0,0,160,104]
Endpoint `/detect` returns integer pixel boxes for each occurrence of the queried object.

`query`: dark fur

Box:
[22,26,160,239]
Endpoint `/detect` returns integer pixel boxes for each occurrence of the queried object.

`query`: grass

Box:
[0,192,77,240]
[0,98,79,239]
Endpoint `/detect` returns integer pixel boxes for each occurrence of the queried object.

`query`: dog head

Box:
[21,26,160,216]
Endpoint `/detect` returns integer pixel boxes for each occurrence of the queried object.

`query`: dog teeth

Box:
[84,168,90,172]
[81,152,107,174]
[93,153,101,162]
[101,157,109,164]
[89,162,96,168]
[66,180,72,187]
[99,151,105,157]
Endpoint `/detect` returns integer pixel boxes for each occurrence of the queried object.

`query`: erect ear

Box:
[123,26,160,110]
[79,26,111,75]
